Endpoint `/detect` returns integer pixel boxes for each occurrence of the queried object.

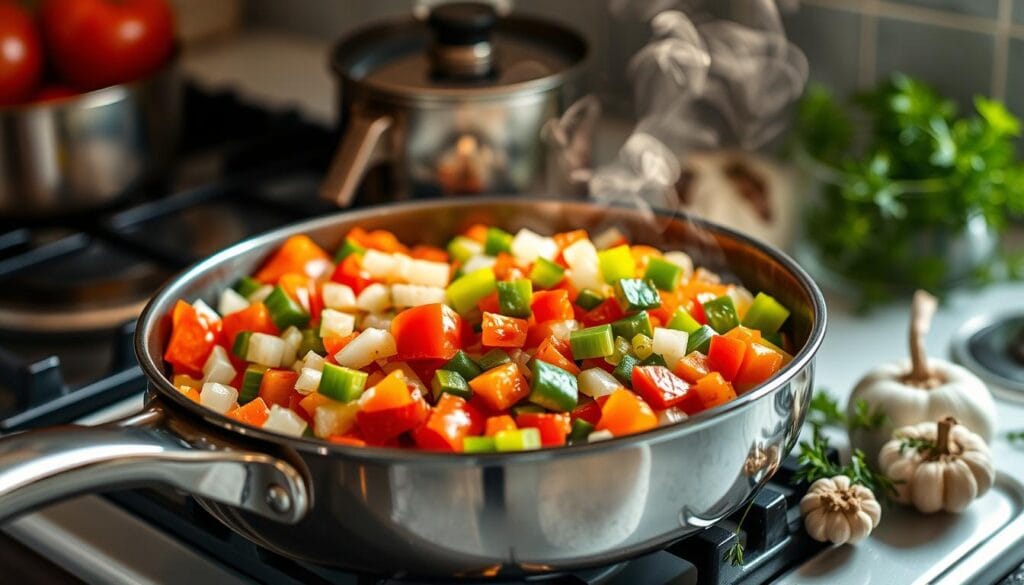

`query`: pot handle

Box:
[318,111,393,207]
[0,407,308,525]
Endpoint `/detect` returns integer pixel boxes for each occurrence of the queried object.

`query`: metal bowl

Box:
[0,59,181,217]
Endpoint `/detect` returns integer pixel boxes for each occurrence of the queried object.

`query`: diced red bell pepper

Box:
[357,389,430,444]
[571,398,602,425]
[707,335,747,381]
[255,235,332,284]
[534,337,581,375]
[515,412,571,446]
[164,301,219,377]
[259,369,300,408]
[298,392,333,419]
[492,252,524,281]
[411,245,448,263]
[346,227,408,254]
[552,230,588,264]
[464,224,489,243]
[468,362,530,411]
[481,312,528,348]
[674,351,710,384]
[692,372,737,410]
[412,394,484,451]
[322,332,359,357]
[484,414,517,436]
[279,272,323,322]
[580,358,616,374]
[630,245,661,274]
[221,302,279,348]
[631,365,700,411]
[227,397,270,426]
[330,254,376,295]
[531,290,574,323]
[732,342,783,390]
[391,303,463,361]
[328,435,367,447]
[581,298,625,327]
[595,389,658,437]
[525,319,571,349]
[477,291,501,315]
[360,370,412,412]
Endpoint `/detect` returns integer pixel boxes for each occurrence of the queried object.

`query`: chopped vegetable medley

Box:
[164,225,793,451]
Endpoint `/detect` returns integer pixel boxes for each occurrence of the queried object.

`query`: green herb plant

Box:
[793,426,897,500]
[795,74,1024,306]
[1008,430,1024,444]
[807,390,887,433]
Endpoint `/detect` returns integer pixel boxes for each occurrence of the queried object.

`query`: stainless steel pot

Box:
[0,59,181,217]
[0,198,825,578]
[320,3,587,206]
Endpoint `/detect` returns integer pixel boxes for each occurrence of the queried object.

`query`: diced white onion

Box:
[262,405,308,437]
[200,382,238,414]
[321,282,357,311]
[727,286,754,317]
[406,259,450,288]
[510,228,558,263]
[217,288,250,316]
[392,254,414,283]
[663,251,694,281]
[334,328,397,369]
[361,249,397,279]
[356,283,391,313]
[247,333,285,367]
[391,283,447,309]
[202,345,236,385]
[192,299,220,323]
[382,362,427,397]
[657,407,688,426]
[562,239,603,291]
[548,319,580,343]
[462,254,497,273]
[578,368,622,398]
[320,309,356,339]
[279,326,303,367]
[314,402,359,438]
[593,227,626,250]
[294,367,323,394]
[694,267,720,284]
[248,284,274,303]
[652,327,689,370]
[301,350,325,372]
[588,429,615,442]
[360,312,393,331]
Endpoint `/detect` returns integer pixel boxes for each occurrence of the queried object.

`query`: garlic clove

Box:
[826,511,851,544]
[805,507,828,542]
[860,497,882,527]
[832,475,852,491]
[846,510,874,544]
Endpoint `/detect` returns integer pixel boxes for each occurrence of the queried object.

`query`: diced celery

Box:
[686,325,715,354]
[611,311,653,340]
[477,349,512,371]
[568,418,595,444]
[632,333,654,360]
[598,245,635,283]
[494,428,542,452]
[320,363,369,402]
[446,236,482,264]
[604,335,632,366]
[612,354,639,387]
[497,279,533,318]
[238,365,267,404]
[569,324,615,360]
[463,436,497,453]
[644,256,683,291]
[446,268,497,315]
[265,286,310,330]
[232,331,253,359]
[640,353,667,367]
[667,307,701,334]
[484,227,514,255]
[741,292,791,334]
[297,328,325,356]
[529,257,565,289]
[234,276,262,298]
[442,350,483,381]
[432,369,472,400]
[703,295,739,333]
[528,360,578,412]
[575,288,604,310]
[613,278,661,312]
[334,237,366,262]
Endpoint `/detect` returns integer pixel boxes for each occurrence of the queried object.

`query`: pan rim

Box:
[135,195,827,463]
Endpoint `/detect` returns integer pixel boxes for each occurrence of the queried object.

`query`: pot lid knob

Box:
[428,2,498,79]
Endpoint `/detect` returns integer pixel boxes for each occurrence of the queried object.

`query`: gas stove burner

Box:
[951,311,1024,401]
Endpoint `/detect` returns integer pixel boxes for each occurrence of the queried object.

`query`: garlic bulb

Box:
[800,475,881,545]
[848,291,996,465]
[879,417,994,514]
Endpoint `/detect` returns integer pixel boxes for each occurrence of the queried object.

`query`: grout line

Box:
[993,0,1012,100]
[802,0,999,34]
[859,0,879,87]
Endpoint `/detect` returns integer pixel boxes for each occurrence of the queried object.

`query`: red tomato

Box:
[0,2,43,105]
[40,0,175,90]
[391,303,463,361]
[631,365,700,411]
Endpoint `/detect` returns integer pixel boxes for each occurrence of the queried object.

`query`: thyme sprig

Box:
[806,390,887,433]
[793,426,897,499]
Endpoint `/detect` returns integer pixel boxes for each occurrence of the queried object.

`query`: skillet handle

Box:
[318,110,393,208]
[0,407,308,525]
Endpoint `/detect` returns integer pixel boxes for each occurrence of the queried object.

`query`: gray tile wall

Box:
[247,0,1024,118]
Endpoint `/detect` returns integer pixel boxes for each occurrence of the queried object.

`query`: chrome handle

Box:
[0,408,308,524]
[318,112,393,208]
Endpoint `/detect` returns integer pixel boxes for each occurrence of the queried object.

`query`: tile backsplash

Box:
[248,0,1024,117]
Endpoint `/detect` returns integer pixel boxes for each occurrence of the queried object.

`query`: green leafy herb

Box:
[898,436,938,456]
[723,496,757,567]
[808,390,845,429]
[848,399,888,432]
[793,426,897,499]
[1008,430,1024,444]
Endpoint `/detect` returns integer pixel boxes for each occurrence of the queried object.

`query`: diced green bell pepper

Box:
[529,360,579,412]
[297,328,325,356]
[614,278,661,312]
[510,403,545,416]
[463,436,497,453]
[232,331,252,359]
[431,369,472,400]
[264,286,310,330]
[235,276,262,298]
[611,311,653,340]
[320,363,368,402]
[703,295,739,333]
[497,279,533,318]
[612,354,639,387]
[568,418,595,444]
[686,325,715,354]
[334,237,366,262]
[529,257,565,289]
[741,292,791,334]
[442,350,483,381]
[446,268,497,315]
[640,353,667,367]
[569,324,615,360]
[447,236,481,264]
[667,307,701,334]
[575,288,604,310]
[484,227,514,255]
[598,245,635,283]
[238,364,267,404]
[494,428,542,451]
[477,348,512,371]
[644,256,683,291]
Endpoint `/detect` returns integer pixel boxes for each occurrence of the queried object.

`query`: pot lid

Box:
[331,2,587,101]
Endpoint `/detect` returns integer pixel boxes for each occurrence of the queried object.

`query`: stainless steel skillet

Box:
[0,197,826,578]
